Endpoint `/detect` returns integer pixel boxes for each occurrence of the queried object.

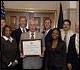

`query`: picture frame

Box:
[21,39,42,56]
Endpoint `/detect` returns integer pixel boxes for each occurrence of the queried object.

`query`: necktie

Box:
[64,34,67,42]
[31,32,34,39]
[23,28,25,32]
[64,33,67,52]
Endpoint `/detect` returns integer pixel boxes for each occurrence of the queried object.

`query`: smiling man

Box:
[60,19,74,53]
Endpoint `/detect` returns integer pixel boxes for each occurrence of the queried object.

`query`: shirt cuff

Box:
[14,60,18,63]
[8,62,12,67]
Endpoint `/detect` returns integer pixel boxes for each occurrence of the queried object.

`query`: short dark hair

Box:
[44,17,52,24]
[2,25,12,36]
[19,16,27,22]
[63,19,71,26]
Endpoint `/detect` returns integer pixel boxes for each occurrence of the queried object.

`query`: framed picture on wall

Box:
[34,17,41,32]
[10,16,17,30]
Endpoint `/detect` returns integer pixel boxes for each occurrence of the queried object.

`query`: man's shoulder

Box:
[68,30,74,36]
[70,34,76,39]
[36,31,42,35]
[21,32,28,36]
[12,28,21,33]
[35,31,42,39]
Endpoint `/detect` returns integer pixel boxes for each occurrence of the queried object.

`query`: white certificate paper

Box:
[22,40,41,56]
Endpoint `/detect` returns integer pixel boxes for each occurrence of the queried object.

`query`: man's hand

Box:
[11,61,18,67]
[67,63,72,70]
[8,62,12,67]
[20,53,26,58]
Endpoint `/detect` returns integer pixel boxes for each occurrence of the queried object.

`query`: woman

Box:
[44,28,66,70]
[1,25,19,70]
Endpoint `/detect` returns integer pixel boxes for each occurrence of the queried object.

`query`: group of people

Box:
[0,16,79,70]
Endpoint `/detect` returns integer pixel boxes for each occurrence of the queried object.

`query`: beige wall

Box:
[4,1,69,10]
[4,1,79,32]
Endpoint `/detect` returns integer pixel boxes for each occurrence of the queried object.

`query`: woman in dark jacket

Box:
[44,28,66,70]
[1,25,19,70]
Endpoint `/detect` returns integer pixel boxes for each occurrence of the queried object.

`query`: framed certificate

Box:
[21,39,42,56]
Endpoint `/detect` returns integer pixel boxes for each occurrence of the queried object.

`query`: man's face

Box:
[1,19,6,29]
[63,22,70,31]
[29,23,36,32]
[19,18,27,28]
[44,20,51,30]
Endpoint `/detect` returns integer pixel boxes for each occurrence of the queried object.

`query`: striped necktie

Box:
[31,32,34,39]
[23,28,25,32]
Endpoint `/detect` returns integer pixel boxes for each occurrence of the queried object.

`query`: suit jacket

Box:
[1,37,19,69]
[60,29,74,53]
[19,31,43,69]
[44,29,52,48]
[44,40,66,70]
[67,34,79,70]
[11,28,29,47]
[11,28,22,47]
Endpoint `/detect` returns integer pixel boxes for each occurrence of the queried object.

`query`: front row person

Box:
[1,25,19,70]
[19,18,43,69]
[44,28,66,70]
[67,22,79,70]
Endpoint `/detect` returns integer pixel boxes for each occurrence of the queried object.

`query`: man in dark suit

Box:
[42,17,52,49]
[67,21,79,70]
[11,16,29,69]
[11,16,29,46]
[42,18,52,69]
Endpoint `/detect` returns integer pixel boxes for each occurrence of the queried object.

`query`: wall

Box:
[4,1,79,31]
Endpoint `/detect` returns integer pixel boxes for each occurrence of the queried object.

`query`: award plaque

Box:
[21,39,42,56]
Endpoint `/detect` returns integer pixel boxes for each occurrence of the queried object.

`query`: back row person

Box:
[67,21,79,70]
[60,19,74,53]
[11,16,29,69]
[1,17,6,37]
[11,16,29,47]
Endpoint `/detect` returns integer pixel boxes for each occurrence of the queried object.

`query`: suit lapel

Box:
[72,34,79,58]
[18,28,22,34]
[35,32,38,39]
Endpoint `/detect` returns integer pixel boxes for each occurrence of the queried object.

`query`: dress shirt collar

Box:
[2,36,13,42]
[20,27,26,32]
[45,29,50,35]
[29,31,36,39]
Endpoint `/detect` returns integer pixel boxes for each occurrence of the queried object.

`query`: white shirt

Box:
[61,29,74,53]
[75,33,79,55]
[2,36,13,43]
[45,29,50,36]
[29,31,36,39]
[20,27,27,32]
